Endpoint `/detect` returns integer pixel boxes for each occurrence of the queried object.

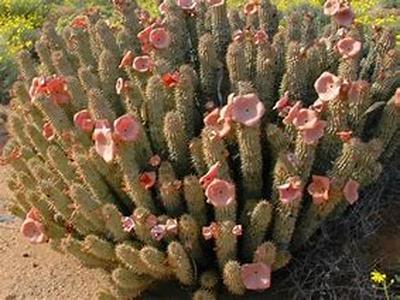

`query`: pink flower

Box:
[277,176,302,204]
[21,209,47,244]
[202,222,219,240]
[307,175,330,205]
[206,0,225,7]
[203,108,232,139]
[241,263,271,291]
[165,219,178,235]
[232,224,243,236]
[273,92,291,116]
[253,29,268,45]
[233,30,244,42]
[231,93,266,127]
[151,225,167,241]
[149,27,170,49]
[336,37,362,59]
[92,120,115,163]
[337,131,353,143]
[177,0,197,10]
[122,217,135,232]
[311,99,328,113]
[314,72,342,101]
[30,76,71,105]
[300,118,327,144]
[42,122,55,141]
[199,161,221,189]
[162,71,180,88]
[71,16,88,29]
[244,1,259,15]
[139,171,157,190]
[119,51,134,68]
[283,101,302,125]
[113,114,141,142]
[26,208,41,221]
[343,179,360,204]
[205,179,236,208]
[334,6,355,27]
[148,154,161,167]
[132,55,153,73]
[323,0,340,16]
[116,78,128,95]
[292,109,318,130]
[74,109,94,133]
[138,26,152,44]
[394,88,400,107]
[159,1,167,14]
[112,0,127,11]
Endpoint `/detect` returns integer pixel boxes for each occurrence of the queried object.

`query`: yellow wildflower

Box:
[371,270,387,284]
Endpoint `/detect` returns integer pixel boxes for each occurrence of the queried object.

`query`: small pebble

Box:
[22,252,30,258]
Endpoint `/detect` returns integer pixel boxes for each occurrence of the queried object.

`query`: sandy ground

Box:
[0,114,107,300]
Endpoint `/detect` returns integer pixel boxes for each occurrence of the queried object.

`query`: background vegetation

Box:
[0,0,398,104]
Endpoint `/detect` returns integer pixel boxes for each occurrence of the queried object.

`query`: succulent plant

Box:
[2,0,399,298]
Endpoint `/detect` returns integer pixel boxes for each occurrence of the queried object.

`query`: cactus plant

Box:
[2,0,399,298]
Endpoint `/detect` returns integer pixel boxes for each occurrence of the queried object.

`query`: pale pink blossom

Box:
[202,222,219,240]
[231,93,266,127]
[199,161,221,189]
[343,179,360,204]
[292,109,318,130]
[119,51,134,68]
[177,0,197,10]
[232,224,243,236]
[323,0,340,16]
[113,114,141,142]
[21,209,47,244]
[165,219,178,235]
[148,154,162,167]
[273,92,291,116]
[132,55,153,73]
[233,30,244,42]
[277,176,302,204]
[203,108,232,139]
[244,1,259,15]
[307,175,330,205]
[149,27,170,49]
[334,6,355,27]
[337,131,353,143]
[139,171,157,190]
[311,99,328,113]
[206,0,225,7]
[283,101,302,125]
[336,37,362,59]
[122,217,135,232]
[138,26,152,44]
[159,1,168,14]
[205,179,236,208]
[74,109,94,133]
[92,120,115,163]
[116,78,129,95]
[42,122,55,141]
[314,72,342,101]
[300,118,327,144]
[241,263,272,291]
[394,88,400,107]
[254,29,268,45]
[151,225,167,241]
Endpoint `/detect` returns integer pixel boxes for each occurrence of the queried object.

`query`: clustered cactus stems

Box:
[2,0,399,298]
